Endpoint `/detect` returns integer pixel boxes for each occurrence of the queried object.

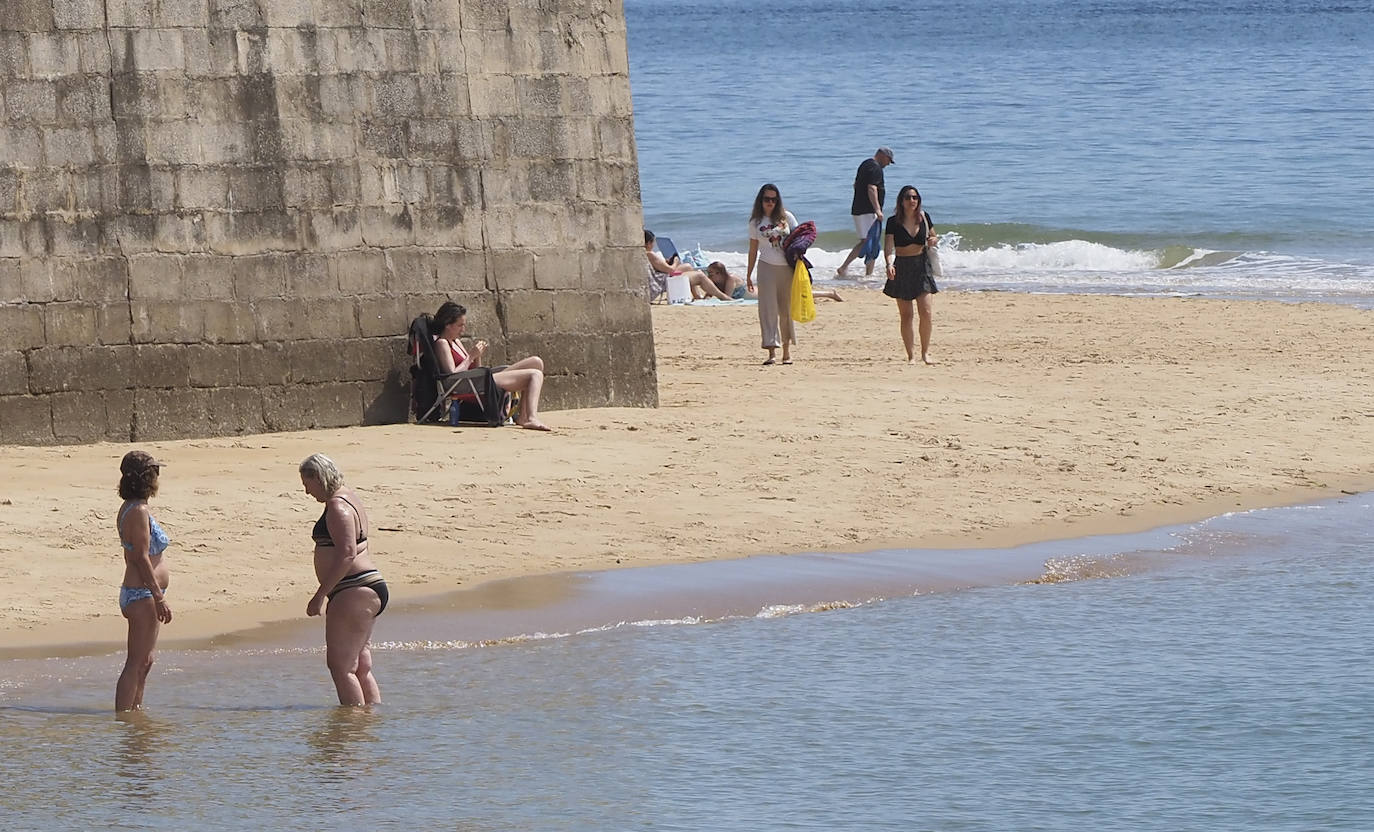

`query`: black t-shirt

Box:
[850,157,885,216]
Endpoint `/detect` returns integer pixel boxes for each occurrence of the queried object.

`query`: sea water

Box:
[628,0,1374,306]
[3,495,1372,829]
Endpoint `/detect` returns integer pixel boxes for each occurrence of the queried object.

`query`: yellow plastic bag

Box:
[789,259,816,323]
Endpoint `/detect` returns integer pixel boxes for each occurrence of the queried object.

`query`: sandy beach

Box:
[2,289,1371,650]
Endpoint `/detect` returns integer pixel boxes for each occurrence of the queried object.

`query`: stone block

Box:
[306,209,365,250]
[513,206,565,250]
[381,30,419,71]
[414,205,482,249]
[358,295,411,338]
[361,374,409,425]
[106,0,157,28]
[551,292,605,332]
[208,0,264,28]
[237,341,288,385]
[358,121,406,159]
[28,33,81,78]
[419,71,470,117]
[0,259,21,305]
[21,168,69,212]
[487,249,533,291]
[0,128,44,168]
[313,0,364,27]
[369,74,421,119]
[263,381,361,431]
[206,386,266,435]
[43,302,99,346]
[72,257,131,304]
[131,343,191,387]
[603,285,653,332]
[0,395,54,445]
[4,81,57,125]
[227,166,285,210]
[467,74,518,117]
[357,205,416,247]
[132,387,210,441]
[131,300,204,343]
[262,4,316,37]
[300,298,358,340]
[130,29,186,73]
[533,251,580,291]
[176,169,229,211]
[516,76,562,115]
[0,350,27,395]
[385,248,435,293]
[204,210,298,255]
[20,259,76,303]
[201,301,257,343]
[102,215,158,255]
[76,31,112,74]
[431,249,486,292]
[96,303,133,344]
[184,342,239,386]
[362,0,415,29]
[48,218,103,257]
[181,255,234,300]
[128,253,183,300]
[51,391,107,443]
[481,207,514,250]
[231,254,286,300]
[181,29,213,75]
[103,389,135,440]
[527,161,575,202]
[288,338,393,384]
[28,344,134,393]
[498,290,553,333]
[333,249,387,295]
[283,253,334,297]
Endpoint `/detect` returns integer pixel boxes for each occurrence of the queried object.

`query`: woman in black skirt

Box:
[882,185,939,364]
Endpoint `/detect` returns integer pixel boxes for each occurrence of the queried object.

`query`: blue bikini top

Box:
[119,501,169,557]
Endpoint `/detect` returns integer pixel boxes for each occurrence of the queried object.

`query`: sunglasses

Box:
[762,195,778,202]
[903,194,921,201]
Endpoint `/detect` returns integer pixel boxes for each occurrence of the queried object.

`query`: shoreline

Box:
[2,289,1372,653]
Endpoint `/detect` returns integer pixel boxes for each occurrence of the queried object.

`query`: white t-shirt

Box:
[749,210,798,267]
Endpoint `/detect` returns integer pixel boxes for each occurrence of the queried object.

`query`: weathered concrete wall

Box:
[0,0,654,445]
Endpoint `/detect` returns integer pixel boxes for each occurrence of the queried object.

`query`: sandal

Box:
[762,358,776,366]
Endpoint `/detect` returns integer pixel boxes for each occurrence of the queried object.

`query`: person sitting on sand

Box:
[707,262,844,302]
[644,230,734,301]
[432,300,553,431]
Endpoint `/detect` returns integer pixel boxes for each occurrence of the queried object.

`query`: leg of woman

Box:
[493,368,551,430]
[324,588,382,706]
[896,299,916,363]
[763,262,795,362]
[503,355,544,373]
[755,267,781,362]
[116,599,160,711]
[690,271,732,300]
[916,293,936,364]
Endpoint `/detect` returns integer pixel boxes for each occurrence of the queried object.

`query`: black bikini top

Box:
[886,212,932,248]
[312,495,368,547]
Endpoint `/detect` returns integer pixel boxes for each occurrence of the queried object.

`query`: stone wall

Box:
[0,0,655,445]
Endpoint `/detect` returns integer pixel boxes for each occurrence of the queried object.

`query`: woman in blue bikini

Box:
[301,453,386,706]
[115,450,172,711]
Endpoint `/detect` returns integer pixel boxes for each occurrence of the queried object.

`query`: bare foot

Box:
[520,420,553,431]
[922,354,936,365]
[907,357,916,365]
[832,291,844,302]
[835,265,849,277]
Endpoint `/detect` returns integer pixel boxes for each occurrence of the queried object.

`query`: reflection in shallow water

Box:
[307,706,382,786]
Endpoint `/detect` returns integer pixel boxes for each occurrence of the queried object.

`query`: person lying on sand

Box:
[644,230,734,301]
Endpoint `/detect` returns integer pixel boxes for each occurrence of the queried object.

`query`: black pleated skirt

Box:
[883,253,939,300]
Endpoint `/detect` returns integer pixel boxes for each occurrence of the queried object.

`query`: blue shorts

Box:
[731,285,748,299]
[119,586,163,611]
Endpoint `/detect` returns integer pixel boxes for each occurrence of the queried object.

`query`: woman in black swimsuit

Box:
[882,185,940,365]
[300,453,386,706]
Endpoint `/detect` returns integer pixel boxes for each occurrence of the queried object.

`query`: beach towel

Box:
[860,217,882,265]
[790,259,816,323]
[782,221,818,267]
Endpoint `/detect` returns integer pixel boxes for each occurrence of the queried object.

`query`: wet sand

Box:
[2,289,1372,652]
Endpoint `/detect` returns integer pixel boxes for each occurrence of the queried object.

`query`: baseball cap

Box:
[120,450,165,474]
[877,146,896,163]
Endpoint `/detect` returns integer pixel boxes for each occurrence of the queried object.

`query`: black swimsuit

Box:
[313,495,388,615]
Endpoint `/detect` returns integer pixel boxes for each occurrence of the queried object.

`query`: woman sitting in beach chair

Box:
[432,301,553,431]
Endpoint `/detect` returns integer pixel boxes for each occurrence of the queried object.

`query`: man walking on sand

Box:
[836,146,895,277]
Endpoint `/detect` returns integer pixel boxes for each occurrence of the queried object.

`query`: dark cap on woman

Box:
[120,450,164,474]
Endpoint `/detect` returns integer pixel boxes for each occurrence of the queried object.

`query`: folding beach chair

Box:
[407,314,509,427]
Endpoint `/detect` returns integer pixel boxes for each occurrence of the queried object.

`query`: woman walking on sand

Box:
[115,450,173,712]
[746,183,800,365]
[883,185,940,364]
[301,453,387,706]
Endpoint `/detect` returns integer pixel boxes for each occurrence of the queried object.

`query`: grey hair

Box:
[299,453,343,495]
